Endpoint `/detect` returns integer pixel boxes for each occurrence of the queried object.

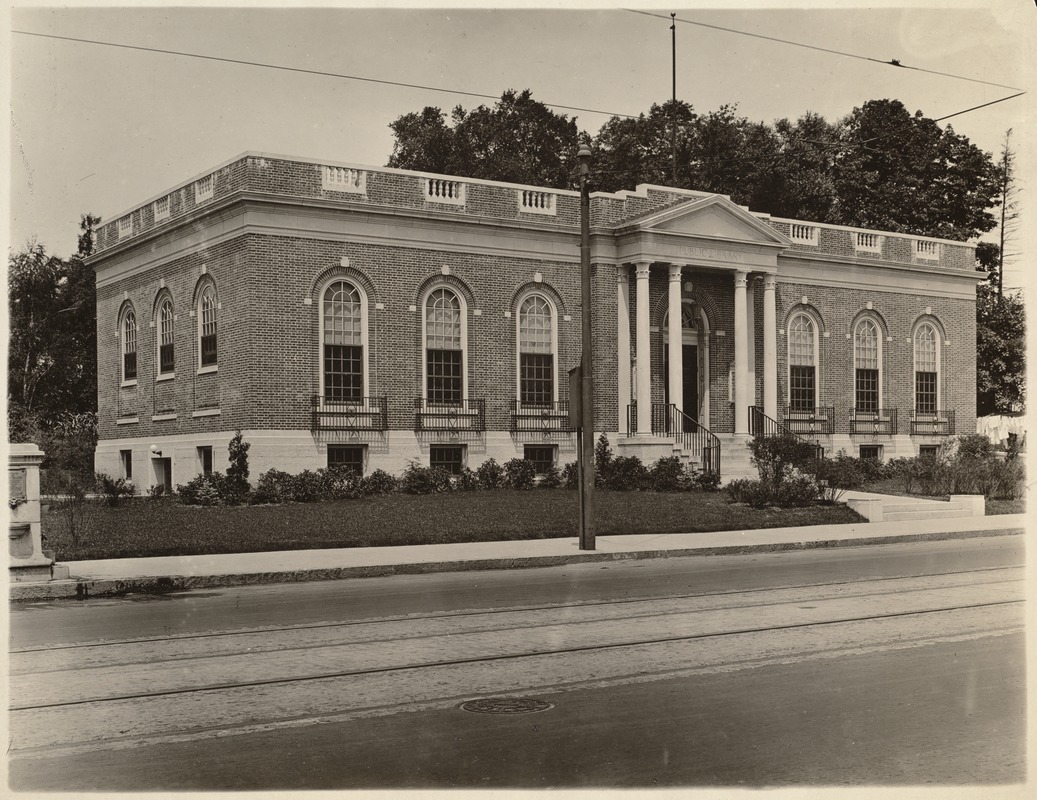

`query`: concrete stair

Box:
[845,492,984,523]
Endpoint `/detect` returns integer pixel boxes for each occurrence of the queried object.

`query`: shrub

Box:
[147,483,166,499]
[361,469,397,496]
[224,431,251,503]
[504,458,536,490]
[400,462,453,494]
[812,451,870,503]
[475,458,506,490]
[289,470,324,502]
[320,466,363,501]
[726,472,817,508]
[725,477,769,507]
[748,434,819,491]
[649,456,689,492]
[539,464,563,489]
[594,434,614,487]
[455,467,479,492]
[177,474,225,506]
[95,473,133,506]
[562,461,579,489]
[690,471,721,492]
[604,455,649,491]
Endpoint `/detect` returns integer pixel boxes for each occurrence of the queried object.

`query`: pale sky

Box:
[5,1,1034,288]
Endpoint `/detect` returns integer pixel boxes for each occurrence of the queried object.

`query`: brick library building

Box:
[88,152,979,491]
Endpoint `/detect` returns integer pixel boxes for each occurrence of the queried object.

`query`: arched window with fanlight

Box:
[517,294,556,405]
[198,284,218,369]
[322,280,366,401]
[121,306,137,383]
[157,297,174,375]
[913,322,939,413]
[853,318,881,412]
[788,313,817,412]
[424,287,464,403]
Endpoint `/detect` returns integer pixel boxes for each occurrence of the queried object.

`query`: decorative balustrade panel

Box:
[910,410,954,436]
[782,406,835,435]
[424,178,466,204]
[311,396,388,431]
[510,401,574,433]
[415,398,485,431]
[849,408,898,435]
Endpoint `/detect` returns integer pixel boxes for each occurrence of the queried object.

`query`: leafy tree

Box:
[593,100,699,193]
[976,285,1025,415]
[388,90,582,189]
[831,100,999,241]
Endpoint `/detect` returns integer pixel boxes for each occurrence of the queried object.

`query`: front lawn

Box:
[42,490,863,561]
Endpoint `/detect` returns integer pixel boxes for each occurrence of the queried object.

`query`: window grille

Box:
[429,445,464,475]
[328,445,365,475]
[524,445,556,474]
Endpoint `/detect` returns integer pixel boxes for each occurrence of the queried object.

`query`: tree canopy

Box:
[387,93,1001,242]
[976,284,1025,416]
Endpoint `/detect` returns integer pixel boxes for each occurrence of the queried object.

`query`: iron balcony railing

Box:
[628,402,721,475]
[909,410,955,436]
[782,406,835,436]
[510,400,575,434]
[414,398,486,432]
[849,408,898,436]
[749,406,824,460]
[311,395,388,432]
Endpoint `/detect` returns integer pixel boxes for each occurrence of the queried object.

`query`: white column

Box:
[617,266,631,435]
[635,261,652,435]
[746,278,756,407]
[667,264,684,414]
[733,270,750,435]
[763,274,777,420]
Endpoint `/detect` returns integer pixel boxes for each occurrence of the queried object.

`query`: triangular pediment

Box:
[622,194,791,248]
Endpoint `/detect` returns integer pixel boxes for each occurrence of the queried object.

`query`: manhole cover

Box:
[460,698,554,714]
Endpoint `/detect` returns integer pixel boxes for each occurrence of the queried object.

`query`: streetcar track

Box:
[11,574,1024,675]
[10,597,1022,712]
[10,564,1023,654]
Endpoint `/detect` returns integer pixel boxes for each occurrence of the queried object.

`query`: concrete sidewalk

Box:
[10,511,1026,602]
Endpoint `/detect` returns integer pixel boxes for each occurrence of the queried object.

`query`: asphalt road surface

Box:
[8,536,1026,790]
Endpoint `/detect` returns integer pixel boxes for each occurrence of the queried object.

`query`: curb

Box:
[10,526,1023,602]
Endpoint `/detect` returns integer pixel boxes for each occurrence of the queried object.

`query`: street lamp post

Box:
[578,146,595,551]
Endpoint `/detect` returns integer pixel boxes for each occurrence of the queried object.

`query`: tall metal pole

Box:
[578,146,595,551]
[671,12,677,184]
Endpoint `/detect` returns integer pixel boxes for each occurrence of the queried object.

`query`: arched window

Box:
[121,308,137,382]
[198,285,218,368]
[914,322,939,413]
[157,298,174,375]
[322,280,365,401]
[853,318,881,412]
[788,314,816,411]
[517,294,555,405]
[425,287,463,403]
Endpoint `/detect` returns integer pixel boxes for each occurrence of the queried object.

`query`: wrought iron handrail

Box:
[909,409,955,436]
[749,406,825,460]
[849,408,898,436]
[510,400,575,433]
[782,406,835,436]
[311,395,388,431]
[628,402,721,475]
[414,398,486,432]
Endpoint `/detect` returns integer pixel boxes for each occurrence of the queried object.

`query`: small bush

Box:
[320,466,363,501]
[726,472,817,508]
[812,451,870,503]
[400,462,453,494]
[504,458,536,490]
[562,461,580,489]
[649,456,689,492]
[361,469,398,496]
[95,473,134,506]
[289,470,324,502]
[748,434,820,491]
[594,434,614,487]
[604,455,649,491]
[177,474,225,506]
[475,458,506,490]
[538,464,563,489]
[725,478,770,507]
[455,467,479,492]
[690,471,721,492]
[224,431,251,503]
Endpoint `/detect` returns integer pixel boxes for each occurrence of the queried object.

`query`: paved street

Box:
[8,536,1026,790]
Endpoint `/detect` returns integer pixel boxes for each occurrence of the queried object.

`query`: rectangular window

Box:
[427,349,462,403]
[120,450,133,481]
[328,445,365,475]
[520,353,554,405]
[324,344,363,401]
[524,445,556,475]
[159,343,175,374]
[430,445,464,475]
[200,333,218,367]
[915,371,937,413]
[197,446,213,476]
[124,351,137,380]
[855,368,879,412]
[919,445,939,459]
[859,445,882,461]
[788,366,816,412]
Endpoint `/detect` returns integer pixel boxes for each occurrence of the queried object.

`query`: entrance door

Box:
[153,457,173,494]
[664,344,699,423]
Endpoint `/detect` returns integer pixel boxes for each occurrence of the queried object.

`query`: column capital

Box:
[635,262,651,280]
[734,270,749,289]
[668,263,683,282]
[763,273,777,290]
[617,265,629,285]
